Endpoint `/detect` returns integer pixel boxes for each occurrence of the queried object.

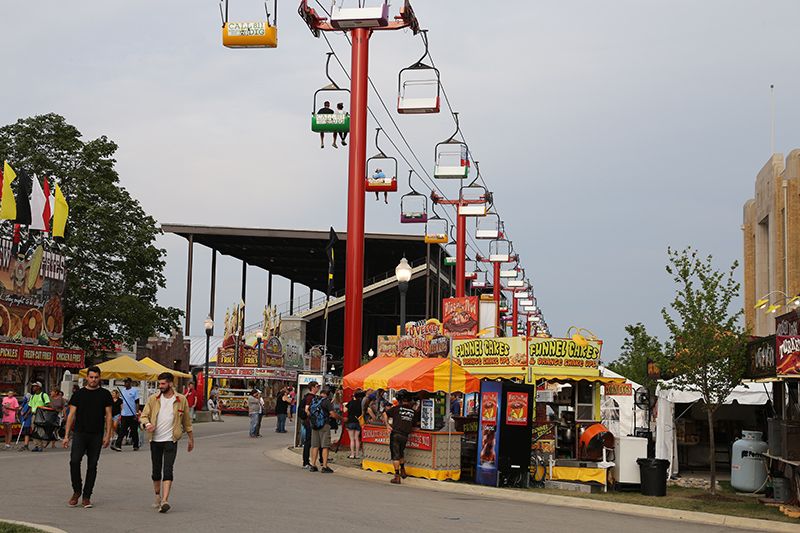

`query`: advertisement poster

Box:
[421,399,435,430]
[745,335,776,379]
[463,392,479,417]
[506,392,528,425]
[526,337,602,378]
[476,382,501,487]
[442,297,479,339]
[777,335,800,376]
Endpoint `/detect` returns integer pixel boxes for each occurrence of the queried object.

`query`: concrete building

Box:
[743,151,800,336]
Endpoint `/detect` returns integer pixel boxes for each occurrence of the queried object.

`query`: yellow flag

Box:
[1,161,17,220]
[53,184,69,238]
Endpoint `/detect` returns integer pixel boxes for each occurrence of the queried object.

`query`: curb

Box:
[267,447,798,532]
[0,519,68,533]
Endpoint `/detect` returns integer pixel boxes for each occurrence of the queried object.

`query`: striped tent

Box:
[343,357,479,394]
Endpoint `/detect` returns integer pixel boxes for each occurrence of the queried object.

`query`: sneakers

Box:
[110,445,121,452]
[151,495,162,509]
[69,493,81,507]
[82,498,93,508]
[31,446,42,452]
[321,466,334,473]
[3,444,10,449]
[18,445,29,452]
[302,464,311,469]
[133,447,139,451]
[159,501,171,513]
[308,466,319,472]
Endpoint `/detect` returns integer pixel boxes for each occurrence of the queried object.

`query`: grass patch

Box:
[530,481,796,523]
[0,522,47,533]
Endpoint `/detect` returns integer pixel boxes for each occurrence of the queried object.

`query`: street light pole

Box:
[203,316,213,410]
[396,257,412,332]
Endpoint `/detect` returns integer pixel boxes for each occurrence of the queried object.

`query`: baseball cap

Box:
[124,377,132,383]
[31,381,42,388]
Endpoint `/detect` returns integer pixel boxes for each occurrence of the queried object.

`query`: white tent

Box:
[599,367,649,438]
[655,382,771,475]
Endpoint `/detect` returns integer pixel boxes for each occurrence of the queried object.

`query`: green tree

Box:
[607,322,661,388]
[0,113,182,356]
[660,247,747,495]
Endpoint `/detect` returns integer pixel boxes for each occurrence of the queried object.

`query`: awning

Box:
[139,357,193,379]
[78,356,162,381]
[533,374,626,384]
[343,357,480,394]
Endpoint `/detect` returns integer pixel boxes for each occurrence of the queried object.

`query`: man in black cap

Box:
[112,377,140,451]
[383,390,420,484]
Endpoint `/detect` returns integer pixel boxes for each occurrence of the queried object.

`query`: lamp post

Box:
[396,257,412,332]
[256,329,263,364]
[203,316,213,410]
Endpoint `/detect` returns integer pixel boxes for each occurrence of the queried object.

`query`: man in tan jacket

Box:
[140,372,194,513]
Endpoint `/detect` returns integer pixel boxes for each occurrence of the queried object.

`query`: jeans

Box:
[150,440,178,481]
[302,421,312,465]
[276,413,287,432]
[116,415,139,449]
[255,413,263,436]
[70,431,103,497]
[249,413,260,437]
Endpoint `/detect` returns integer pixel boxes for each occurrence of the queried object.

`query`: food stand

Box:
[343,356,479,481]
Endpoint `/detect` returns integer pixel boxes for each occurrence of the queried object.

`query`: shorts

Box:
[311,425,331,449]
[346,421,361,431]
[113,414,121,422]
[21,426,31,437]
[390,431,409,461]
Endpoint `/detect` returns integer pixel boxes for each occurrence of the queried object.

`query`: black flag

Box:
[14,168,32,226]
[325,226,338,301]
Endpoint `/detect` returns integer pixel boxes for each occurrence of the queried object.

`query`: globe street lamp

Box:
[256,329,263,363]
[395,257,412,332]
[204,316,214,410]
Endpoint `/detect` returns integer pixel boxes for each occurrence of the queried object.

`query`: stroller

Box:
[32,407,60,442]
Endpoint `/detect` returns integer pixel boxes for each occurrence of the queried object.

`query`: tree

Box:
[0,113,182,356]
[607,322,661,388]
[660,246,748,495]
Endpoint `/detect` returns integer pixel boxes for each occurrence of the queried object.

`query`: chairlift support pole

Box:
[299,2,421,381]
[432,191,487,298]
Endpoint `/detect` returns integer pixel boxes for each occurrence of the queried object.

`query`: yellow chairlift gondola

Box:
[366,128,398,198]
[312,53,350,134]
[397,31,440,114]
[434,113,469,179]
[220,0,278,48]
[400,170,427,223]
[424,204,448,244]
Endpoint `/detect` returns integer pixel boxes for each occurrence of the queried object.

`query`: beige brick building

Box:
[743,151,800,336]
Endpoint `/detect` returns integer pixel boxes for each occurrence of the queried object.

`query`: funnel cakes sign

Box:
[0,238,66,347]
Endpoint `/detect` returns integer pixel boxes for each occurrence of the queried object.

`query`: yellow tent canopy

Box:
[78,356,161,381]
[139,357,193,379]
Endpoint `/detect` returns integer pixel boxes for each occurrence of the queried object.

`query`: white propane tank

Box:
[731,430,768,493]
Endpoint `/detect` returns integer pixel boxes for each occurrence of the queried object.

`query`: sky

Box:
[3,1,800,364]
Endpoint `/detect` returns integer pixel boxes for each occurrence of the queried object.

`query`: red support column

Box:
[456,214,466,298]
[512,293,518,337]
[343,28,370,378]
[493,261,501,327]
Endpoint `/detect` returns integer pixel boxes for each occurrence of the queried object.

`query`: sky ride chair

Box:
[434,113,469,179]
[312,53,350,133]
[220,0,278,48]
[400,170,427,223]
[424,204,448,244]
[330,0,390,29]
[458,180,490,217]
[397,31,440,114]
[476,211,502,239]
[365,128,398,195]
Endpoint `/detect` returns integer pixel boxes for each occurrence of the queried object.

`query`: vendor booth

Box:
[343,356,479,481]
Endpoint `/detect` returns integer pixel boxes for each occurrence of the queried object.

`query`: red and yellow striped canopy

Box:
[343,357,479,394]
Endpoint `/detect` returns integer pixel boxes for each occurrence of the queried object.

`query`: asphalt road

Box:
[0,416,758,532]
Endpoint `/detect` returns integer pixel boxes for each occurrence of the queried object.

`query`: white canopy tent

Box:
[655,382,771,475]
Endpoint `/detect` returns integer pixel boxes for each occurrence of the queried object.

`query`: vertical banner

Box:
[476,381,502,487]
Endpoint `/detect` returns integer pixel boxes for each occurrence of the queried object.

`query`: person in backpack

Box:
[299,381,319,468]
[307,386,342,473]
[28,381,51,452]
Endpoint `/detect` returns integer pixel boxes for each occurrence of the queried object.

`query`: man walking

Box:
[275,387,288,433]
[307,386,343,473]
[62,365,114,508]
[184,383,199,421]
[140,372,194,513]
[300,381,319,468]
[383,390,420,484]
[247,389,261,438]
[112,377,140,452]
[28,381,51,452]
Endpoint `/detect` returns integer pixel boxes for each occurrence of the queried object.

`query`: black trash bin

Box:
[637,458,669,496]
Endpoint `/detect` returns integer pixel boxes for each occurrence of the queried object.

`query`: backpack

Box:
[308,396,328,430]
[299,393,314,421]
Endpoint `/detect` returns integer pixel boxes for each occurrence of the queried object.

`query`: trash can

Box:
[637,458,669,496]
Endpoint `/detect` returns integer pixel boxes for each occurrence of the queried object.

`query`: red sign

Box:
[442,297,479,339]
[216,348,236,367]
[0,342,83,368]
[777,335,800,375]
[506,392,528,425]
[209,367,297,379]
[481,392,498,425]
[239,346,259,368]
[360,426,432,451]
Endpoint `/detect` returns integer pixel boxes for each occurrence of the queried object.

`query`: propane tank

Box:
[731,430,768,493]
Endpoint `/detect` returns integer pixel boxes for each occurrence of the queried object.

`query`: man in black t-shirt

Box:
[62,365,114,509]
[316,101,337,149]
[383,391,420,484]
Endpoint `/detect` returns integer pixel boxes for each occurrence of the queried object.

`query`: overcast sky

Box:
[3,1,800,364]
